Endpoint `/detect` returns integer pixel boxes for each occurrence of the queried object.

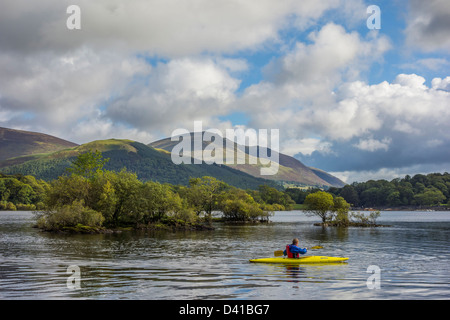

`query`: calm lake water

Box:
[0,210,449,300]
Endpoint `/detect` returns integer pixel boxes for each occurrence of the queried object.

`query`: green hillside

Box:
[0,127,345,189]
[150,134,346,188]
[0,139,279,190]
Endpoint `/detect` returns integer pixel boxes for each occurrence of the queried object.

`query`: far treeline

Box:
[1,151,295,232]
[327,173,450,208]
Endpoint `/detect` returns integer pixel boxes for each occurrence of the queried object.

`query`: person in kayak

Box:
[284,238,307,258]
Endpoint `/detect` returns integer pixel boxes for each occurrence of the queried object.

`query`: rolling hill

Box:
[0,127,345,189]
[150,133,346,188]
[0,135,278,189]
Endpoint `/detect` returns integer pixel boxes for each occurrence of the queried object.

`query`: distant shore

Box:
[290,203,449,212]
[350,206,450,212]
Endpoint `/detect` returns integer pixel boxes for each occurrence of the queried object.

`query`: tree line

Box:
[328,173,450,208]
[283,173,450,209]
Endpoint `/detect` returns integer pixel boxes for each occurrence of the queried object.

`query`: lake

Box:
[0,210,449,300]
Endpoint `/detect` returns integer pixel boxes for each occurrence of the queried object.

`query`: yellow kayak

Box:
[249,256,349,264]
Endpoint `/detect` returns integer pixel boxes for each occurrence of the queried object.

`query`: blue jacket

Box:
[284,244,307,257]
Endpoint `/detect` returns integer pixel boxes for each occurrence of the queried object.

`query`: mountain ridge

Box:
[150,133,346,187]
[0,132,278,189]
[0,127,346,188]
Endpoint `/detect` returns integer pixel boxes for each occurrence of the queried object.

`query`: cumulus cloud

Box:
[104,57,242,135]
[0,48,150,141]
[281,138,332,157]
[296,74,450,178]
[240,23,391,142]
[432,76,450,91]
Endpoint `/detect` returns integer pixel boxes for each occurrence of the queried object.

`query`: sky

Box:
[0,0,449,183]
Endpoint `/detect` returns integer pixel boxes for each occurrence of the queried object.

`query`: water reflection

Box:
[284,265,305,285]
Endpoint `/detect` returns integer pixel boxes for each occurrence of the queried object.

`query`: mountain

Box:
[0,137,278,190]
[0,127,345,188]
[0,127,78,163]
[150,133,346,188]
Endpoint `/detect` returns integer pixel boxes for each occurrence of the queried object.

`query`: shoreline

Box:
[349,206,450,212]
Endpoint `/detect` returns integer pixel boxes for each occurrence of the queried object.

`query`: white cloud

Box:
[263,23,390,88]
[336,74,450,127]
[432,76,450,91]
[241,23,391,143]
[70,116,158,144]
[104,57,241,136]
[329,168,407,184]
[0,48,150,141]
[296,73,450,174]
[393,73,426,89]
[332,162,450,184]
[353,137,392,152]
[393,120,420,135]
[281,138,332,157]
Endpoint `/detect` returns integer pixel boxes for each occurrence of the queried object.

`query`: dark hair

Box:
[292,238,299,245]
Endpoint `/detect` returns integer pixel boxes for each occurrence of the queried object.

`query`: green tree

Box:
[332,196,350,224]
[258,185,295,210]
[304,191,335,223]
[45,174,91,209]
[186,176,227,219]
[36,200,104,232]
[136,181,183,224]
[219,188,268,222]
[67,150,109,179]
[333,196,350,211]
[414,188,446,206]
[102,170,142,226]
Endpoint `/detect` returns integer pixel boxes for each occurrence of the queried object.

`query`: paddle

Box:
[274,245,323,257]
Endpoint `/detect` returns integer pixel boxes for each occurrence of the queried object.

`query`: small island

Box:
[303,190,389,227]
[31,151,294,233]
